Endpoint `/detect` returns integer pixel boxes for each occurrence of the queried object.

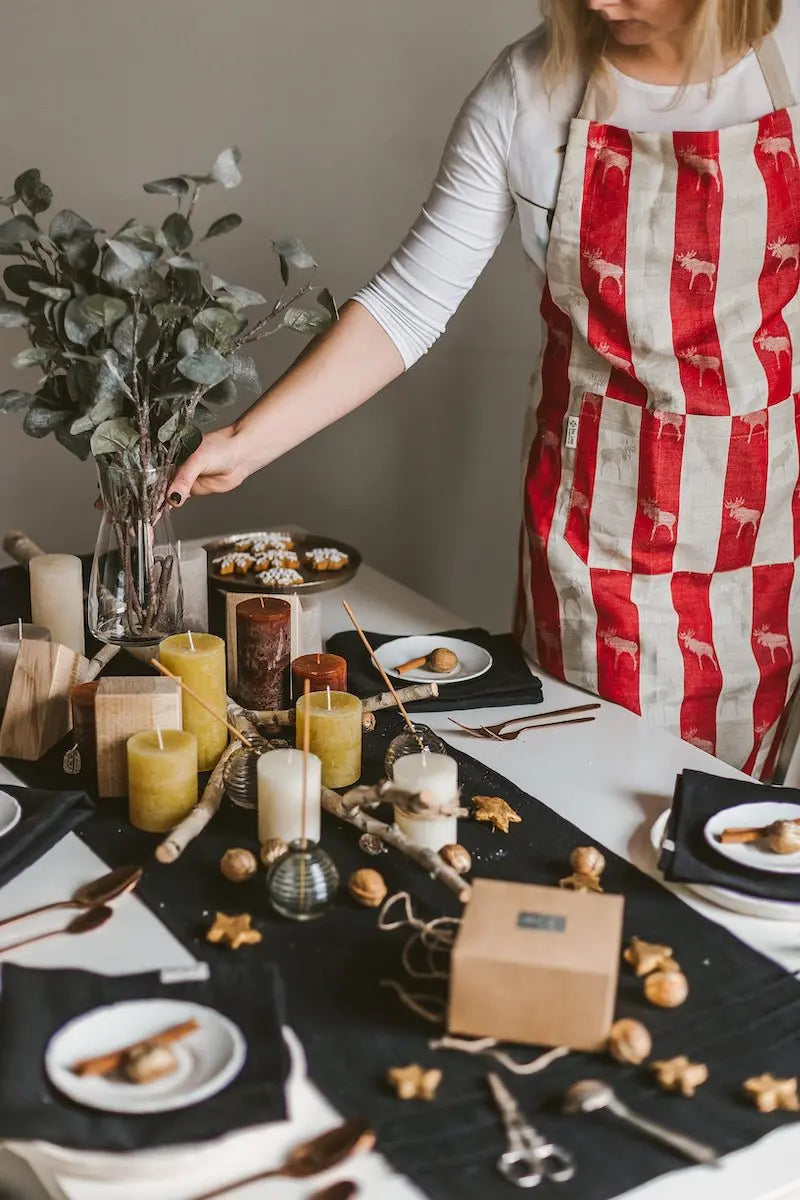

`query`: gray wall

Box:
[0,0,540,630]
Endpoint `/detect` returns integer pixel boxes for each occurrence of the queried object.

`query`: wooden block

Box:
[0,639,89,761]
[225,591,301,695]
[95,676,182,797]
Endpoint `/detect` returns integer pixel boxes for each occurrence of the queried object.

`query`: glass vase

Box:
[88,461,183,645]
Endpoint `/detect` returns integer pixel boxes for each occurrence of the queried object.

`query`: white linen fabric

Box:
[353,1,800,369]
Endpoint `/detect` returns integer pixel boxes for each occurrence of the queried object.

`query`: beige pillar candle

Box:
[392,753,459,850]
[257,747,322,843]
[127,728,198,832]
[295,690,362,788]
[0,622,50,706]
[29,554,85,655]
[158,632,227,771]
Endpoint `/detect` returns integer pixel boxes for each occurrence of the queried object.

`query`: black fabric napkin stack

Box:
[326,627,543,711]
[0,960,288,1151]
[659,769,800,901]
[0,785,94,889]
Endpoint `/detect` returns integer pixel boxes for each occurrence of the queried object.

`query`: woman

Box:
[171,0,800,777]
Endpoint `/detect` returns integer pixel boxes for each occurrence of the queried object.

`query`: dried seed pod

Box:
[220,847,258,883]
[766,819,800,855]
[607,1018,652,1065]
[122,1042,179,1084]
[570,846,606,878]
[260,838,289,867]
[428,647,459,673]
[359,833,386,856]
[644,968,689,1008]
[348,868,387,908]
[439,843,472,874]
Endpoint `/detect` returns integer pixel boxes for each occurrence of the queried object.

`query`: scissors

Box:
[488,1072,576,1188]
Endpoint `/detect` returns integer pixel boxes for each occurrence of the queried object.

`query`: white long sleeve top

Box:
[353,3,800,369]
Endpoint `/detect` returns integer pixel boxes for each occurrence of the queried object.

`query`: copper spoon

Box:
[190,1119,375,1200]
[309,1183,358,1200]
[0,905,113,956]
[0,864,142,933]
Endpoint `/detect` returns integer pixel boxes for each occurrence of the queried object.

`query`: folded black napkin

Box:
[0,960,288,1151]
[659,769,800,901]
[0,785,94,890]
[326,627,543,712]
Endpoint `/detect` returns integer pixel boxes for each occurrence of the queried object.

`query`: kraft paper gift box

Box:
[448,879,624,1052]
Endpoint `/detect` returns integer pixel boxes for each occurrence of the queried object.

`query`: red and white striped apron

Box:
[517,37,800,776]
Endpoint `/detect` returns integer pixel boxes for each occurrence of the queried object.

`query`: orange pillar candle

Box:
[291,653,347,699]
[236,597,291,710]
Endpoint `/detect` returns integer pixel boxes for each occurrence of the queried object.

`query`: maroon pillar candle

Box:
[70,680,99,775]
[236,597,291,710]
[291,653,348,699]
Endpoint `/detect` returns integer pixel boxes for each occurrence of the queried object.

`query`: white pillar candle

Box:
[392,752,459,850]
[0,623,50,706]
[299,596,323,656]
[179,544,208,633]
[257,747,322,844]
[29,554,85,655]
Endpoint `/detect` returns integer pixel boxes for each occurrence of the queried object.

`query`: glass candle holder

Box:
[266,839,339,921]
[222,735,287,809]
[384,723,449,778]
[295,691,362,788]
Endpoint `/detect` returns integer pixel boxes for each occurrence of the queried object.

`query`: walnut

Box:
[429,647,459,673]
[643,968,689,1008]
[766,820,800,855]
[559,871,603,894]
[743,1073,800,1113]
[388,1063,442,1100]
[121,1042,179,1084]
[439,844,471,874]
[570,846,606,877]
[260,837,289,867]
[220,847,258,882]
[651,1056,708,1097]
[348,868,387,908]
[607,1018,651,1065]
[359,833,386,856]
[623,936,675,977]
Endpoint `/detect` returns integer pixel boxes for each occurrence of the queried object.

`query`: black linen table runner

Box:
[0,785,93,888]
[660,768,800,901]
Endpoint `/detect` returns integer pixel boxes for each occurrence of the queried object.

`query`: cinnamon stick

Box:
[718,817,800,845]
[72,1019,199,1076]
[396,655,427,675]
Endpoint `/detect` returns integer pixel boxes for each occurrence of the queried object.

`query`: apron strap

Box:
[577,32,795,122]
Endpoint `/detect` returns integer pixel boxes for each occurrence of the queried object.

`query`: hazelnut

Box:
[361,712,377,732]
[220,847,258,883]
[359,833,386,856]
[570,846,606,877]
[122,1042,179,1084]
[766,819,800,855]
[348,868,387,908]
[260,838,289,867]
[644,968,689,1008]
[439,843,472,874]
[428,647,459,673]
[607,1018,652,1065]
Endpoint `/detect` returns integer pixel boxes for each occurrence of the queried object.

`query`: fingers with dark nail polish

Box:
[169,492,182,505]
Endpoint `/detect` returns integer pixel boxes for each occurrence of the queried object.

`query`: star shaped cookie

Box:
[651,1056,708,1097]
[623,936,677,977]
[205,911,262,950]
[387,1063,442,1101]
[472,795,521,834]
[743,1073,800,1113]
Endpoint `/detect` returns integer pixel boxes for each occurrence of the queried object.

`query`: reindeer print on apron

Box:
[517,35,800,777]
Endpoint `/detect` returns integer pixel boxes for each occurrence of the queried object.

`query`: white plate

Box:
[374,635,492,685]
[45,999,246,1114]
[704,801,800,874]
[650,809,800,922]
[0,790,21,839]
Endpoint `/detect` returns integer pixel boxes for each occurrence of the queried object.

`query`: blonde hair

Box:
[541,0,783,93]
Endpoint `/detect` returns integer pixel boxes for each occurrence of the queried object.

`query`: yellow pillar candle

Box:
[127,728,198,833]
[158,632,227,770]
[295,690,362,788]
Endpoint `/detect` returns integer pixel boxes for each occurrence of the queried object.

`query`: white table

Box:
[1,556,799,1200]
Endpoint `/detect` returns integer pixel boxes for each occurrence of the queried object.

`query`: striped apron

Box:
[517,36,800,776]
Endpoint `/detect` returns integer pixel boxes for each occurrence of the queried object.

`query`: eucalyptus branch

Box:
[238,275,317,346]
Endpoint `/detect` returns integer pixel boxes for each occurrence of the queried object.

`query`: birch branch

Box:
[3,530,47,565]
[340,781,466,818]
[321,787,471,904]
[243,682,439,730]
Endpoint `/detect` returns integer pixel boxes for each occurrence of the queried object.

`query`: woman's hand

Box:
[168,426,253,506]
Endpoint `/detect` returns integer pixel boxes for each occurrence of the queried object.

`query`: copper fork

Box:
[449,702,600,740]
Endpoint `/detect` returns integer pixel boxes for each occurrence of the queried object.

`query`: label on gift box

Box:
[449,879,624,1052]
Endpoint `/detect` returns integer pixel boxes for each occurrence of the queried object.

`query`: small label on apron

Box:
[565,415,579,450]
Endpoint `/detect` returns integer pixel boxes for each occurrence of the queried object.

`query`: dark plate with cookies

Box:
[204,530,362,594]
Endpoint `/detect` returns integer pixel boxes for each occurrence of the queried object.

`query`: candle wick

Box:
[187,629,195,652]
[326,686,331,711]
[155,724,164,750]
[17,618,22,642]
[177,539,182,561]
[260,596,265,607]
[301,678,311,848]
